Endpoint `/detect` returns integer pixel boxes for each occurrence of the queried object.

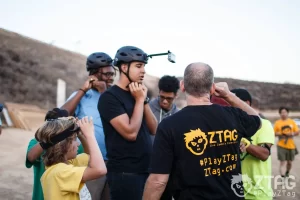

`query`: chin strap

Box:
[120,63,133,88]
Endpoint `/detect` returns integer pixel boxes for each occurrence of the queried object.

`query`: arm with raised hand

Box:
[107,82,146,141]
[61,76,97,116]
[78,117,107,182]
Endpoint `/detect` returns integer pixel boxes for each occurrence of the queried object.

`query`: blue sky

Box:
[1,0,300,84]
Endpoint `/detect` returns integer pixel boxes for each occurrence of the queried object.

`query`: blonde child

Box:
[35,116,107,200]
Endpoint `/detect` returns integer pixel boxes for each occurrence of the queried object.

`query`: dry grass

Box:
[1,28,300,112]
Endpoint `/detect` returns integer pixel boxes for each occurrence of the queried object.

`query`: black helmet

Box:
[86,52,113,71]
[113,46,148,67]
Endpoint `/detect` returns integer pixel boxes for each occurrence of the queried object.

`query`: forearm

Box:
[246,144,270,161]
[86,135,106,171]
[224,93,259,116]
[27,144,44,162]
[129,100,145,134]
[143,179,167,200]
[144,104,158,135]
[78,134,90,154]
[60,90,85,116]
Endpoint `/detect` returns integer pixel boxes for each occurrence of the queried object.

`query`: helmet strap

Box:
[120,62,133,88]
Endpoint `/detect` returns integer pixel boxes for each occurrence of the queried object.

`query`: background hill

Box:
[1,28,300,112]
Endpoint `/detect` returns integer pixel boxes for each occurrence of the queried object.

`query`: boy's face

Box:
[66,136,79,159]
[158,91,176,111]
[280,109,288,120]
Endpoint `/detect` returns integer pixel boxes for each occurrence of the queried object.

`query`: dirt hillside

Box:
[1,28,300,111]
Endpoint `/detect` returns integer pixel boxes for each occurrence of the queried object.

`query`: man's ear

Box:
[120,63,128,73]
[180,80,185,93]
[210,83,216,95]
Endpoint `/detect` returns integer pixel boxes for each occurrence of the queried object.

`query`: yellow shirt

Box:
[41,153,91,200]
[274,118,299,149]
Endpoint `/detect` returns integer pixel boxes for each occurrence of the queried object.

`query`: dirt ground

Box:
[0,128,300,200]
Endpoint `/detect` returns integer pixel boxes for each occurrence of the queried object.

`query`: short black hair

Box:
[231,88,252,105]
[45,108,69,121]
[158,75,180,94]
[279,106,289,114]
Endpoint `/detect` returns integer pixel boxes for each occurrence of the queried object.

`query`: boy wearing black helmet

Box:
[98,46,158,200]
[61,52,115,200]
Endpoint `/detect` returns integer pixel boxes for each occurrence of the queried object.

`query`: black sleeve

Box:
[149,122,174,174]
[98,91,126,122]
[233,108,261,138]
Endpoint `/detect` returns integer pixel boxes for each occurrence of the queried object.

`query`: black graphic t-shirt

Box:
[149,105,261,200]
[98,85,152,173]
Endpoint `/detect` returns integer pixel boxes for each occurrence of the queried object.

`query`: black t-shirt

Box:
[149,105,261,200]
[98,85,152,173]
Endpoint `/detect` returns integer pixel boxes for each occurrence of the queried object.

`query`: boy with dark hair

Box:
[149,75,180,200]
[274,106,299,178]
[98,46,157,200]
[231,88,274,200]
[150,75,180,124]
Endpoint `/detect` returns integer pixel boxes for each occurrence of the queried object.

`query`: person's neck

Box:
[161,105,172,112]
[186,93,212,106]
[116,78,130,91]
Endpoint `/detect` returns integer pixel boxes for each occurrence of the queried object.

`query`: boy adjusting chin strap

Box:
[39,124,80,150]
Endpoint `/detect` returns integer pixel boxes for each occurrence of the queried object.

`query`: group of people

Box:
[22,45,299,200]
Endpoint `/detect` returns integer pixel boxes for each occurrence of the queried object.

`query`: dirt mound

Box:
[1,28,300,111]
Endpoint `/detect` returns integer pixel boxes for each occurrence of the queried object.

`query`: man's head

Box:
[158,75,180,110]
[87,52,115,88]
[181,62,215,97]
[279,106,289,120]
[231,88,252,106]
[113,46,148,85]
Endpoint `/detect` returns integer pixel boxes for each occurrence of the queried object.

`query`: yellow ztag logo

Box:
[184,129,208,156]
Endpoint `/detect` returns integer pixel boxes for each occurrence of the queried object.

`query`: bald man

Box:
[143,62,262,200]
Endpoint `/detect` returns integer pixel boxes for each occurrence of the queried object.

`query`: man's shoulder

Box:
[101,86,122,98]
[254,118,275,144]
[261,118,272,125]
[159,108,185,125]
[288,118,297,123]
[274,119,282,124]
[99,88,114,101]
[256,119,273,134]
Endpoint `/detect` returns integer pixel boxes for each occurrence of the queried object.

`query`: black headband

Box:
[39,124,80,150]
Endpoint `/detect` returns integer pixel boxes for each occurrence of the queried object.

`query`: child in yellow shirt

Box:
[274,107,299,178]
[35,116,107,200]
